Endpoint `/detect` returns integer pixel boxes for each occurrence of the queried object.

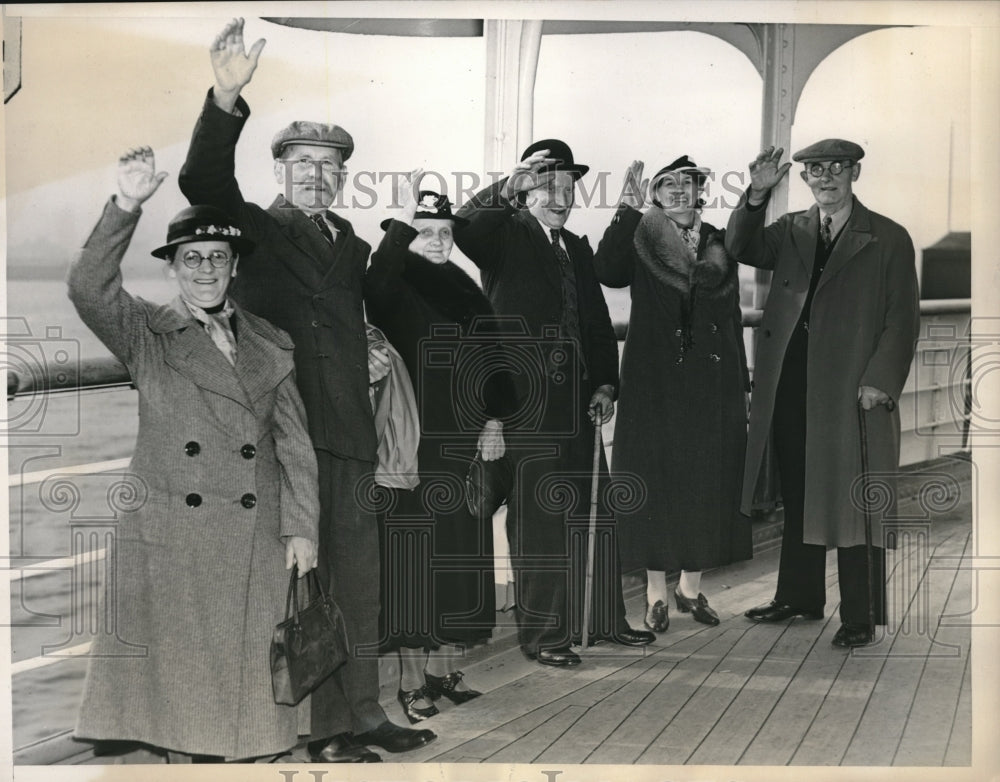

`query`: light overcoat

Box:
[725,194,919,547]
[70,199,319,759]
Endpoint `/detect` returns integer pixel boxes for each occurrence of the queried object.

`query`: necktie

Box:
[549,228,570,267]
[821,215,833,250]
[311,212,335,246]
[184,299,237,366]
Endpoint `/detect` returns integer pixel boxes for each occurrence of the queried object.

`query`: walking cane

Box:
[581,420,603,650]
[857,396,895,639]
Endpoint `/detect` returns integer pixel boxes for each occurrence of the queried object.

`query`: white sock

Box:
[646,570,668,604]
[678,570,702,599]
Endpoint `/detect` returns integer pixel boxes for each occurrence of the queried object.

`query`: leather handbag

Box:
[270,566,349,706]
[465,452,515,519]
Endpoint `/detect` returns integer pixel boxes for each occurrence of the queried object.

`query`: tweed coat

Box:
[725,194,919,548]
[179,90,375,462]
[593,205,752,573]
[70,199,319,759]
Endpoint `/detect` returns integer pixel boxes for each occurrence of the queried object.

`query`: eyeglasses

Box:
[281,157,345,173]
[806,161,853,178]
[180,250,233,269]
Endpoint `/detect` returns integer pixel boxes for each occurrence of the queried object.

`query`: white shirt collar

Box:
[819,198,854,240]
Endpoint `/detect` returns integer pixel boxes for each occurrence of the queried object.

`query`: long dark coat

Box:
[69,200,319,759]
[594,205,752,573]
[455,181,629,650]
[726,195,919,547]
[179,90,374,461]
[364,220,517,648]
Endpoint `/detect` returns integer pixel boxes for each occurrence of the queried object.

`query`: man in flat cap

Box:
[455,141,655,668]
[726,139,919,647]
[179,19,434,761]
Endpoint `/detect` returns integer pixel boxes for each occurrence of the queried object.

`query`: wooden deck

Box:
[323,476,973,768]
[53,459,974,769]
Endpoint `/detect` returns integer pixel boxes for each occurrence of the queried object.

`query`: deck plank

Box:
[942,652,972,767]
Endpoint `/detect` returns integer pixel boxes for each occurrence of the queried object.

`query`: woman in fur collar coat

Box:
[364,173,517,724]
[594,156,752,632]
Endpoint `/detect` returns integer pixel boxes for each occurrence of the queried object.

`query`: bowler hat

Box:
[520,138,589,179]
[650,155,711,191]
[150,205,254,260]
[271,120,355,161]
[379,190,469,231]
[792,138,865,163]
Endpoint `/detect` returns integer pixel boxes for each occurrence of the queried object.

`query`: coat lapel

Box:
[515,211,563,293]
[155,298,253,411]
[815,198,874,292]
[266,196,329,290]
[789,206,818,279]
[232,307,294,409]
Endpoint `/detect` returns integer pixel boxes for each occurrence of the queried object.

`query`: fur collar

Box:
[633,208,738,300]
[401,253,495,328]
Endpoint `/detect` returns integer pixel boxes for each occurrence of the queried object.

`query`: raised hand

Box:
[394,168,426,223]
[210,18,266,111]
[502,149,557,200]
[117,147,169,212]
[619,160,647,209]
[748,146,792,202]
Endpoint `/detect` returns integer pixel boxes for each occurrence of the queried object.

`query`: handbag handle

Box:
[284,566,329,625]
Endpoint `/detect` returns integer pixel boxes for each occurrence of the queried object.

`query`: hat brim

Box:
[651,167,711,189]
[151,234,255,260]
[534,163,589,180]
[379,214,469,232]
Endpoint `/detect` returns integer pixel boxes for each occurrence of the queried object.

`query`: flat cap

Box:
[792,138,865,163]
[270,121,354,160]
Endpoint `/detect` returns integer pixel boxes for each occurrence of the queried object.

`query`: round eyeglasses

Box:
[180,250,233,269]
[807,161,853,178]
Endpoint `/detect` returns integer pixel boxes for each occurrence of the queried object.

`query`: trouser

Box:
[310,452,387,738]
[506,425,630,654]
[772,350,887,626]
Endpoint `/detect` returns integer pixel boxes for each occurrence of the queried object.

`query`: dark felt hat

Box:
[150,205,254,260]
[380,191,468,231]
[792,138,865,163]
[520,138,589,179]
[270,120,355,161]
[649,155,711,190]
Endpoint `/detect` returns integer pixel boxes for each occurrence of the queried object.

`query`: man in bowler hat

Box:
[455,140,655,667]
[727,139,919,647]
[179,18,434,761]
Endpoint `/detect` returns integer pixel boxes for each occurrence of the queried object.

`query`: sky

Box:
[1,5,978,291]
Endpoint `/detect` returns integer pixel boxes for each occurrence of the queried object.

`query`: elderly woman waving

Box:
[69,148,319,763]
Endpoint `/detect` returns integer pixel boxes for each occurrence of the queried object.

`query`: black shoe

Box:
[397,687,439,724]
[354,720,436,753]
[527,647,581,667]
[674,589,720,626]
[610,627,656,647]
[307,733,381,763]
[832,622,875,648]
[644,600,669,632]
[424,670,482,704]
[744,600,823,623]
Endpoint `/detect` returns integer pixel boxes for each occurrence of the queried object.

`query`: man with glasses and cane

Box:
[726,139,919,647]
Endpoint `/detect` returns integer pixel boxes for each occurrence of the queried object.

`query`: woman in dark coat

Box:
[70,148,319,761]
[593,156,752,631]
[364,172,516,723]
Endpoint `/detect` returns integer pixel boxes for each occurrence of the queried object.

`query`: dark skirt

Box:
[376,441,496,651]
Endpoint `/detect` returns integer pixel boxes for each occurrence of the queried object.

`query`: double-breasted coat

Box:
[725,195,919,547]
[179,90,387,737]
[70,199,319,759]
[455,180,630,651]
[593,205,752,573]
